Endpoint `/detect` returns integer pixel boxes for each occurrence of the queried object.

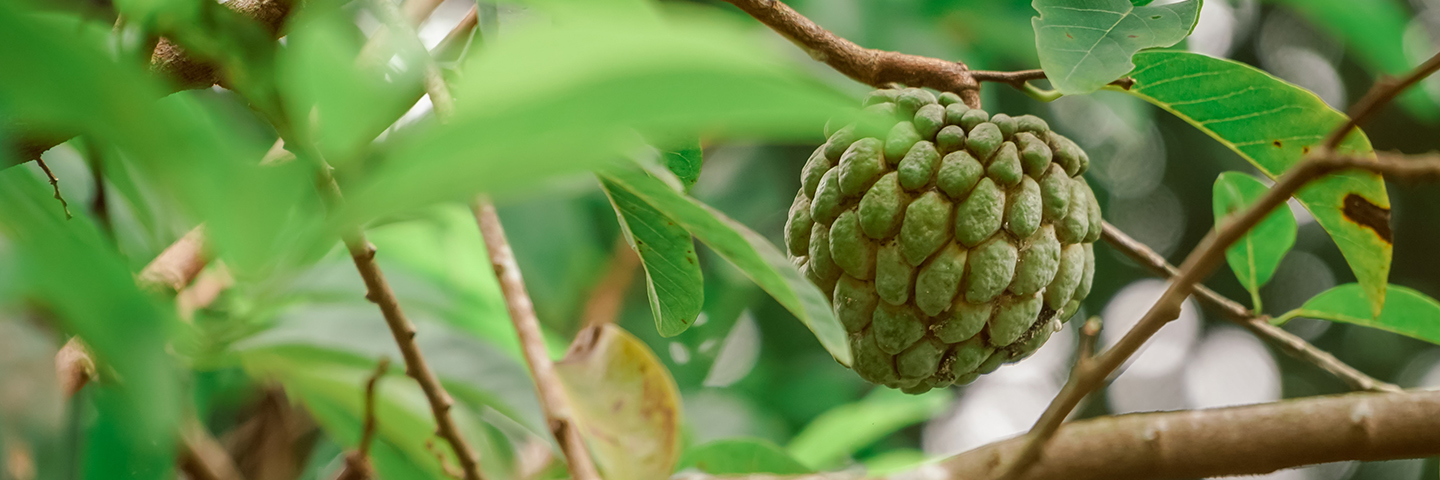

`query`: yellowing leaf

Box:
[556,325,683,480]
[1122,51,1391,315]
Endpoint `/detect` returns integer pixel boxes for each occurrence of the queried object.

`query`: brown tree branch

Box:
[718,0,980,108]
[970,68,1136,91]
[697,390,1440,480]
[320,181,485,480]
[999,49,1440,478]
[939,389,1440,480]
[1004,153,1440,479]
[471,197,603,480]
[1100,222,1400,393]
[1324,52,1440,150]
[137,225,208,292]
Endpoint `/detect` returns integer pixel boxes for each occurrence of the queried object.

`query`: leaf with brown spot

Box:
[1122,51,1392,315]
[556,325,683,480]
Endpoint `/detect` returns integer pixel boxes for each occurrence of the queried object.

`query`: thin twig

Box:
[1324,51,1440,150]
[1100,222,1401,393]
[337,358,391,480]
[318,179,485,480]
[281,2,487,472]
[471,197,603,480]
[718,0,981,108]
[1075,317,1101,366]
[34,158,72,219]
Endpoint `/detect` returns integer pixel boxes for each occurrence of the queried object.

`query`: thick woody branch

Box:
[697,390,1440,480]
[1099,222,1400,393]
[938,389,1440,480]
[471,198,602,480]
[718,0,980,108]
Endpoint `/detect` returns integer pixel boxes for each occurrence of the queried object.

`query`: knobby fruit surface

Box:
[786,88,1100,394]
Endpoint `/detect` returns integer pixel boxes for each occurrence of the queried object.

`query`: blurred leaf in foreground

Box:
[678,438,813,475]
[0,170,180,479]
[785,387,951,470]
[340,8,850,226]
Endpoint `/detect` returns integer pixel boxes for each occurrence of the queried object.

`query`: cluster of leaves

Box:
[3,0,1440,478]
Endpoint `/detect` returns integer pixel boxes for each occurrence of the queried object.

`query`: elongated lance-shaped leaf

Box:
[1032,0,1201,94]
[1277,284,1440,346]
[598,163,852,366]
[1121,50,1391,315]
[1213,172,1297,312]
[601,179,705,337]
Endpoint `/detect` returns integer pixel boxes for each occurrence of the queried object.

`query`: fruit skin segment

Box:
[785,87,1100,394]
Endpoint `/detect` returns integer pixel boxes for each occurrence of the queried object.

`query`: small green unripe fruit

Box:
[787,87,1101,393]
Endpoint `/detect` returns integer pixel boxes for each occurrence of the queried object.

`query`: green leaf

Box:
[786,388,951,469]
[1278,284,1440,346]
[555,325,683,480]
[662,140,704,193]
[678,438,813,475]
[0,4,323,277]
[1031,0,1201,94]
[278,2,426,167]
[1265,0,1437,120]
[0,170,180,476]
[1212,172,1297,312]
[602,179,705,337]
[597,163,851,366]
[338,11,850,226]
[1122,50,1391,315]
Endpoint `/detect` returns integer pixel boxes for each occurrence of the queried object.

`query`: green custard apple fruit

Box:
[785,87,1100,394]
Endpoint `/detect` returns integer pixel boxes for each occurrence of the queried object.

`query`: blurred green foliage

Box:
[3,0,1440,479]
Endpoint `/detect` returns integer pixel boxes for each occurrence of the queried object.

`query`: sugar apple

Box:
[785,87,1100,394]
